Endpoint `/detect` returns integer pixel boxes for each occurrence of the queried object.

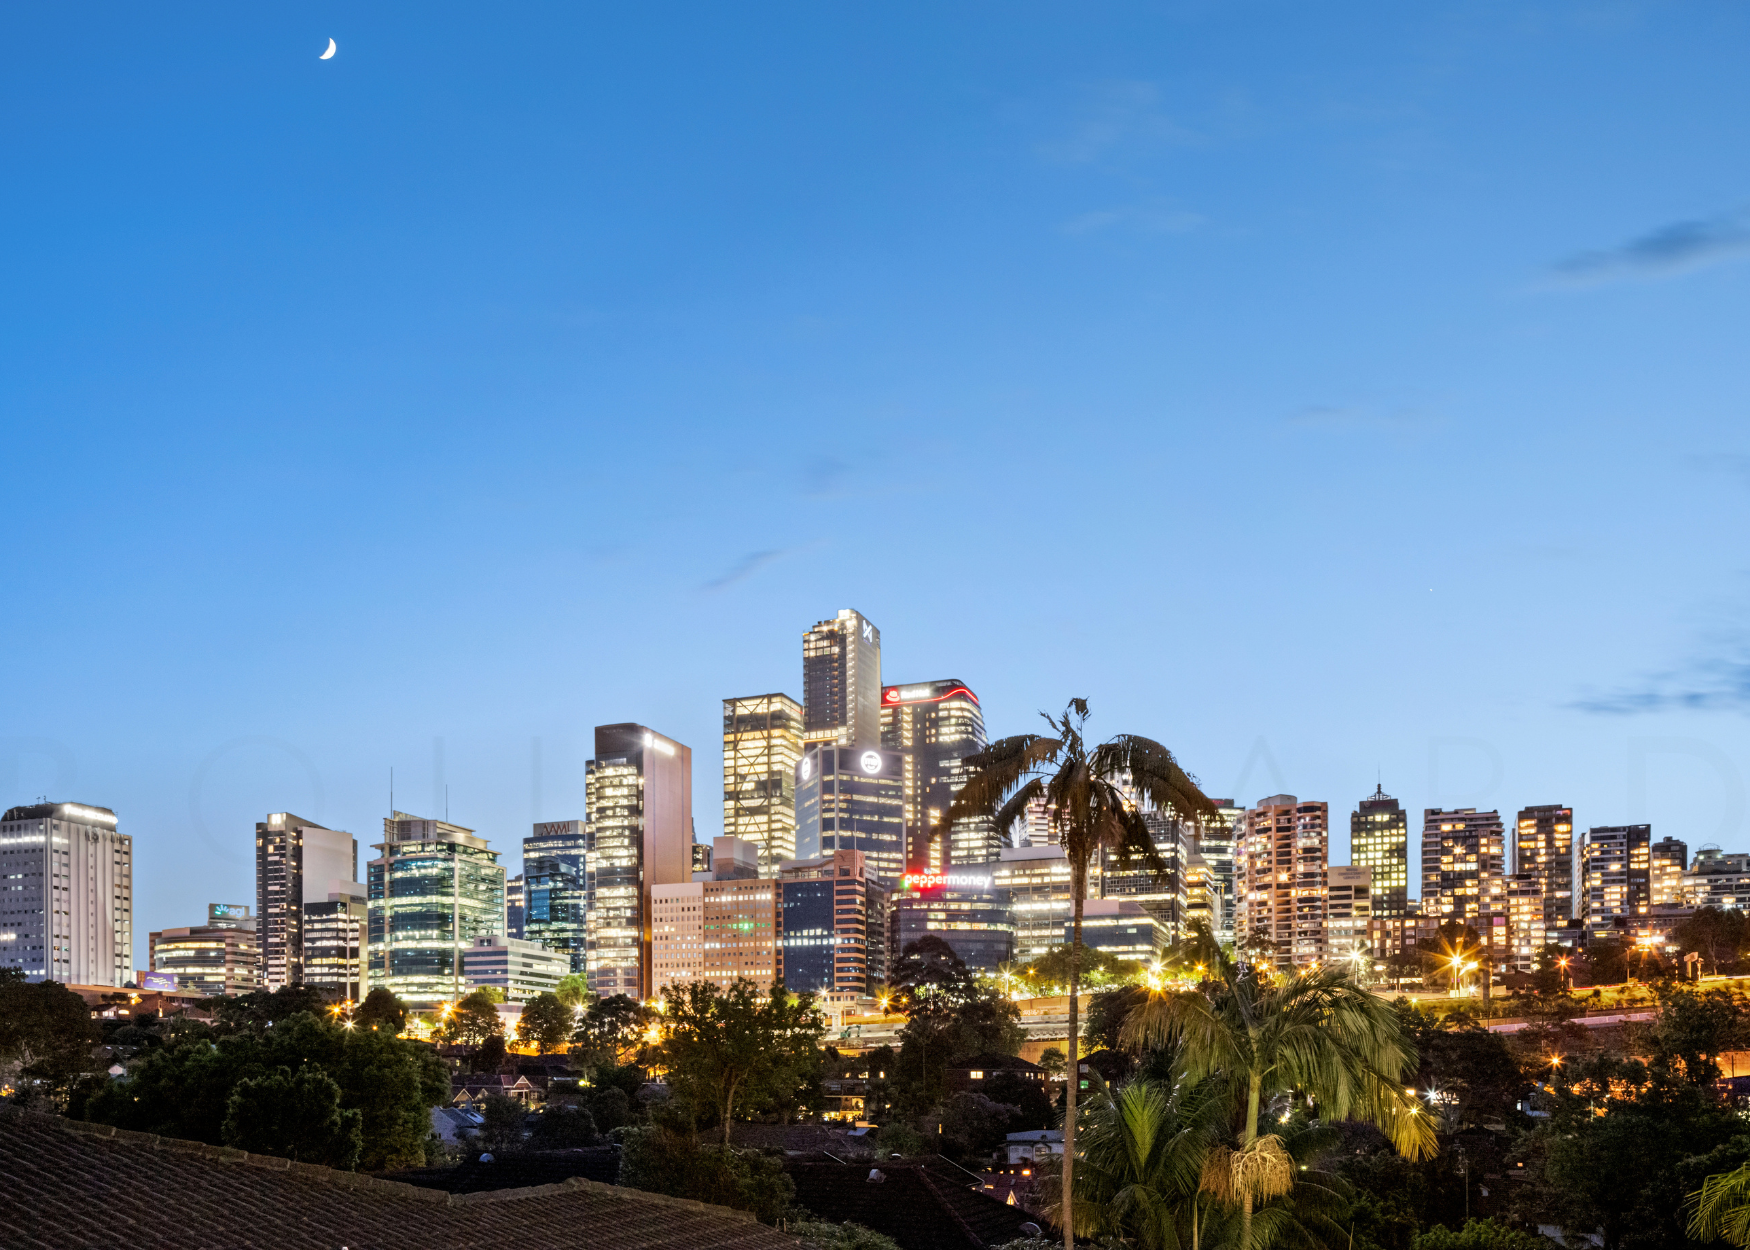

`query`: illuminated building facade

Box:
[302,891,366,1001]
[1234,795,1329,972]
[1503,873,1546,972]
[1068,899,1166,963]
[802,609,882,746]
[255,813,358,990]
[585,724,693,1002]
[149,904,260,997]
[778,849,890,1001]
[1421,808,1507,928]
[1513,804,1575,927]
[0,801,132,986]
[650,879,781,999]
[1682,848,1750,910]
[523,819,587,974]
[366,812,505,1008]
[894,868,1014,973]
[463,935,571,1001]
[1350,787,1408,919]
[1583,824,1652,941]
[1198,801,1241,942]
[995,843,1100,963]
[1650,836,1688,906]
[1101,811,1194,942]
[879,679,992,870]
[795,744,906,884]
[722,693,803,873]
[504,875,525,940]
[1325,866,1372,963]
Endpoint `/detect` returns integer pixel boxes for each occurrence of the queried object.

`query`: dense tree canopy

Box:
[657,978,823,1145]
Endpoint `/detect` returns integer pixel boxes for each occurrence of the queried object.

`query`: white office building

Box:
[462,935,570,1001]
[0,802,133,986]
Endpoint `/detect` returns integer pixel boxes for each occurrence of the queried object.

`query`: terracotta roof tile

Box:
[0,1106,799,1250]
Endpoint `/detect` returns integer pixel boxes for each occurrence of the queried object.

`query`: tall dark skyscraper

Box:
[1422,807,1506,930]
[1514,804,1575,927]
[802,610,882,746]
[879,679,991,870]
[1583,823,1652,940]
[794,743,906,884]
[523,819,587,974]
[256,812,358,990]
[1350,786,1408,919]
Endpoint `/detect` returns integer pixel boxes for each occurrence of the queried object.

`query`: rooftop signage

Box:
[903,871,994,892]
[882,684,978,706]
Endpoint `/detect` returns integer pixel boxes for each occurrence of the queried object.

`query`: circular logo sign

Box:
[859,751,882,775]
[800,756,814,781]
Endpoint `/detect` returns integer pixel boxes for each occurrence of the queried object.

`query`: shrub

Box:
[1411,1219,1554,1250]
[617,1125,795,1223]
[792,1220,903,1250]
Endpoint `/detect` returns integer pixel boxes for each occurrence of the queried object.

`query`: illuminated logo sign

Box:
[859,751,883,775]
[902,872,994,892]
[862,620,874,643]
[209,904,249,921]
[880,684,979,707]
[800,755,814,781]
[140,972,178,992]
[884,688,902,703]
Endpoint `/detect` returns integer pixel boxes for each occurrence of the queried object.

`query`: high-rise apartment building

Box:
[302,891,366,1001]
[149,904,260,996]
[1198,801,1241,943]
[1583,824,1652,941]
[1651,836,1689,906]
[523,819,587,974]
[802,610,882,746]
[366,812,505,1007]
[1683,848,1750,911]
[650,878,781,999]
[1350,787,1408,919]
[255,813,358,990]
[1326,866,1373,962]
[1503,874,1546,973]
[795,744,906,884]
[1513,805,1575,928]
[878,680,992,869]
[1235,795,1329,972]
[778,848,890,1002]
[0,802,132,985]
[1421,808,1507,929]
[585,723,693,1001]
[722,694,804,873]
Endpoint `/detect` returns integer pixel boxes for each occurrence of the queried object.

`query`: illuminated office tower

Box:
[1102,811,1195,942]
[366,812,505,1007]
[585,723,693,1001]
[1325,866,1372,963]
[778,848,891,1001]
[505,875,526,940]
[1350,787,1408,919]
[1421,808,1507,928]
[523,819,587,974]
[1503,874,1546,972]
[1234,796,1329,972]
[722,694,803,873]
[1650,836,1688,906]
[794,744,906,884]
[1197,800,1241,943]
[802,610,882,746]
[995,845,1084,963]
[650,878,780,999]
[1583,824,1652,941]
[879,679,992,870]
[256,813,358,989]
[150,904,260,996]
[0,801,132,986]
[1513,804,1575,927]
[302,892,366,1001]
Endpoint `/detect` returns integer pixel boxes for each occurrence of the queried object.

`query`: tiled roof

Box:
[0,1106,799,1250]
[785,1161,1041,1250]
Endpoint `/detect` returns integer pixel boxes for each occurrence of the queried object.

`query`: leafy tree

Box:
[1071,1076,1225,1250]
[948,698,1221,1250]
[1411,1219,1553,1250]
[1084,985,1150,1054]
[985,1070,1053,1131]
[890,935,978,1007]
[1124,926,1435,1250]
[587,1084,633,1132]
[1020,944,1148,994]
[877,1120,926,1157]
[792,1220,903,1250]
[475,1091,528,1154]
[657,978,823,1146]
[469,1033,508,1073]
[1649,987,1745,1085]
[529,1101,598,1147]
[554,972,591,1011]
[1674,907,1750,976]
[515,992,572,1054]
[353,987,407,1033]
[212,985,332,1034]
[434,988,504,1047]
[0,968,99,1105]
[617,1125,796,1223]
[222,1065,362,1168]
[1396,1004,1527,1132]
[573,993,654,1067]
[941,1090,1022,1154]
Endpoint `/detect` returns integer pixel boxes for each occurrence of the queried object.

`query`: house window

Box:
[970,1070,984,1079]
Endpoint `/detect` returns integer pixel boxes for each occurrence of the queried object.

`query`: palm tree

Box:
[947,698,1222,1250]
[1690,1162,1750,1246]
[1121,932,1436,1250]
[1068,1074,1226,1250]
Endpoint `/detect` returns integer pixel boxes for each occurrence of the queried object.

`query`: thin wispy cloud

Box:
[1548,210,1750,286]
[699,549,785,592]
[1037,81,1197,164]
[1574,652,1750,714]
[1283,404,1442,434]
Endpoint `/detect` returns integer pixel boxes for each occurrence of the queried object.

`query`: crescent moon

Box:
[319,38,336,60]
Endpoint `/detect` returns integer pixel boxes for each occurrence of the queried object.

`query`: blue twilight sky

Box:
[5,2,1750,970]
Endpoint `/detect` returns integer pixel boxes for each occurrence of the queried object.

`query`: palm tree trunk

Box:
[1063,865,1084,1250]
[1241,1071,1262,1250]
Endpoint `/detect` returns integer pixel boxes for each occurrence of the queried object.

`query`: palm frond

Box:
[1093,735,1221,827]
[946,734,1061,821]
[1690,1162,1750,1245]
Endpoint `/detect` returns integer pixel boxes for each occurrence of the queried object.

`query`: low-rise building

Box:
[461,935,569,1001]
[1683,849,1750,912]
[148,904,261,997]
[1067,899,1166,963]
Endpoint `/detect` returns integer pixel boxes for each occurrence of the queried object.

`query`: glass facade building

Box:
[256,812,357,990]
[585,723,693,1001]
[722,693,803,874]
[878,680,992,870]
[149,904,261,996]
[795,744,906,885]
[802,609,882,746]
[1350,787,1408,919]
[366,812,505,1007]
[894,868,1014,973]
[1514,804,1575,927]
[523,819,587,974]
[302,892,366,1001]
[778,849,890,1000]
